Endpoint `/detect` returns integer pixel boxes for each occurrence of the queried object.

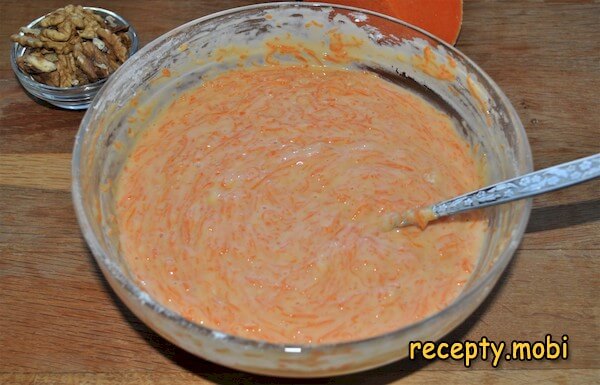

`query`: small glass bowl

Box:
[10,7,138,110]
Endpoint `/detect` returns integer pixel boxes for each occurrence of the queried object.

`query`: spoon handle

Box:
[431,153,600,219]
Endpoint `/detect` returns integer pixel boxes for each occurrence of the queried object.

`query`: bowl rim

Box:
[72,1,533,353]
[10,6,139,92]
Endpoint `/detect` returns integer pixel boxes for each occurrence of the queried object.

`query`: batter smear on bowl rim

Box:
[115,65,487,344]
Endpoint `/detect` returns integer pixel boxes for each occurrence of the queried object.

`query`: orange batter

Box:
[116,65,486,344]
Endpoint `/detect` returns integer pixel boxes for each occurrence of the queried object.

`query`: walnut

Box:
[11,34,44,48]
[10,5,132,87]
[105,15,118,29]
[82,41,113,77]
[117,32,131,50]
[78,26,97,40]
[96,28,128,63]
[56,54,77,87]
[39,12,66,28]
[21,52,57,73]
[20,27,40,36]
[16,56,28,73]
[41,20,74,42]
[92,37,106,51]
[78,17,102,39]
[73,43,98,82]
[44,53,58,62]
[74,67,88,85]
[46,41,72,55]
[33,71,60,87]
[71,14,85,29]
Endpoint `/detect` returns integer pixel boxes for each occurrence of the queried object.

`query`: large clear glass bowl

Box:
[72,2,532,377]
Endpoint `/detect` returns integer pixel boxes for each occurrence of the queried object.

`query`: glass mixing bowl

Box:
[72,2,532,377]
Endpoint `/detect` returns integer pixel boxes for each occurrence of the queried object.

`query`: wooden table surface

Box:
[1,1,598,384]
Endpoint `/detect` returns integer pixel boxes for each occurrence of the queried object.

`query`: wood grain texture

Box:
[1,0,599,384]
[1,370,599,385]
[0,154,71,190]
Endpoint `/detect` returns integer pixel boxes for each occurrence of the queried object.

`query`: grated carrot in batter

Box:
[115,65,487,344]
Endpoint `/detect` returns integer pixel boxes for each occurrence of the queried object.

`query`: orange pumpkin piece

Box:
[311,0,463,45]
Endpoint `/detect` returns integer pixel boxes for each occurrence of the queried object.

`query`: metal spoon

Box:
[385,153,600,230]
